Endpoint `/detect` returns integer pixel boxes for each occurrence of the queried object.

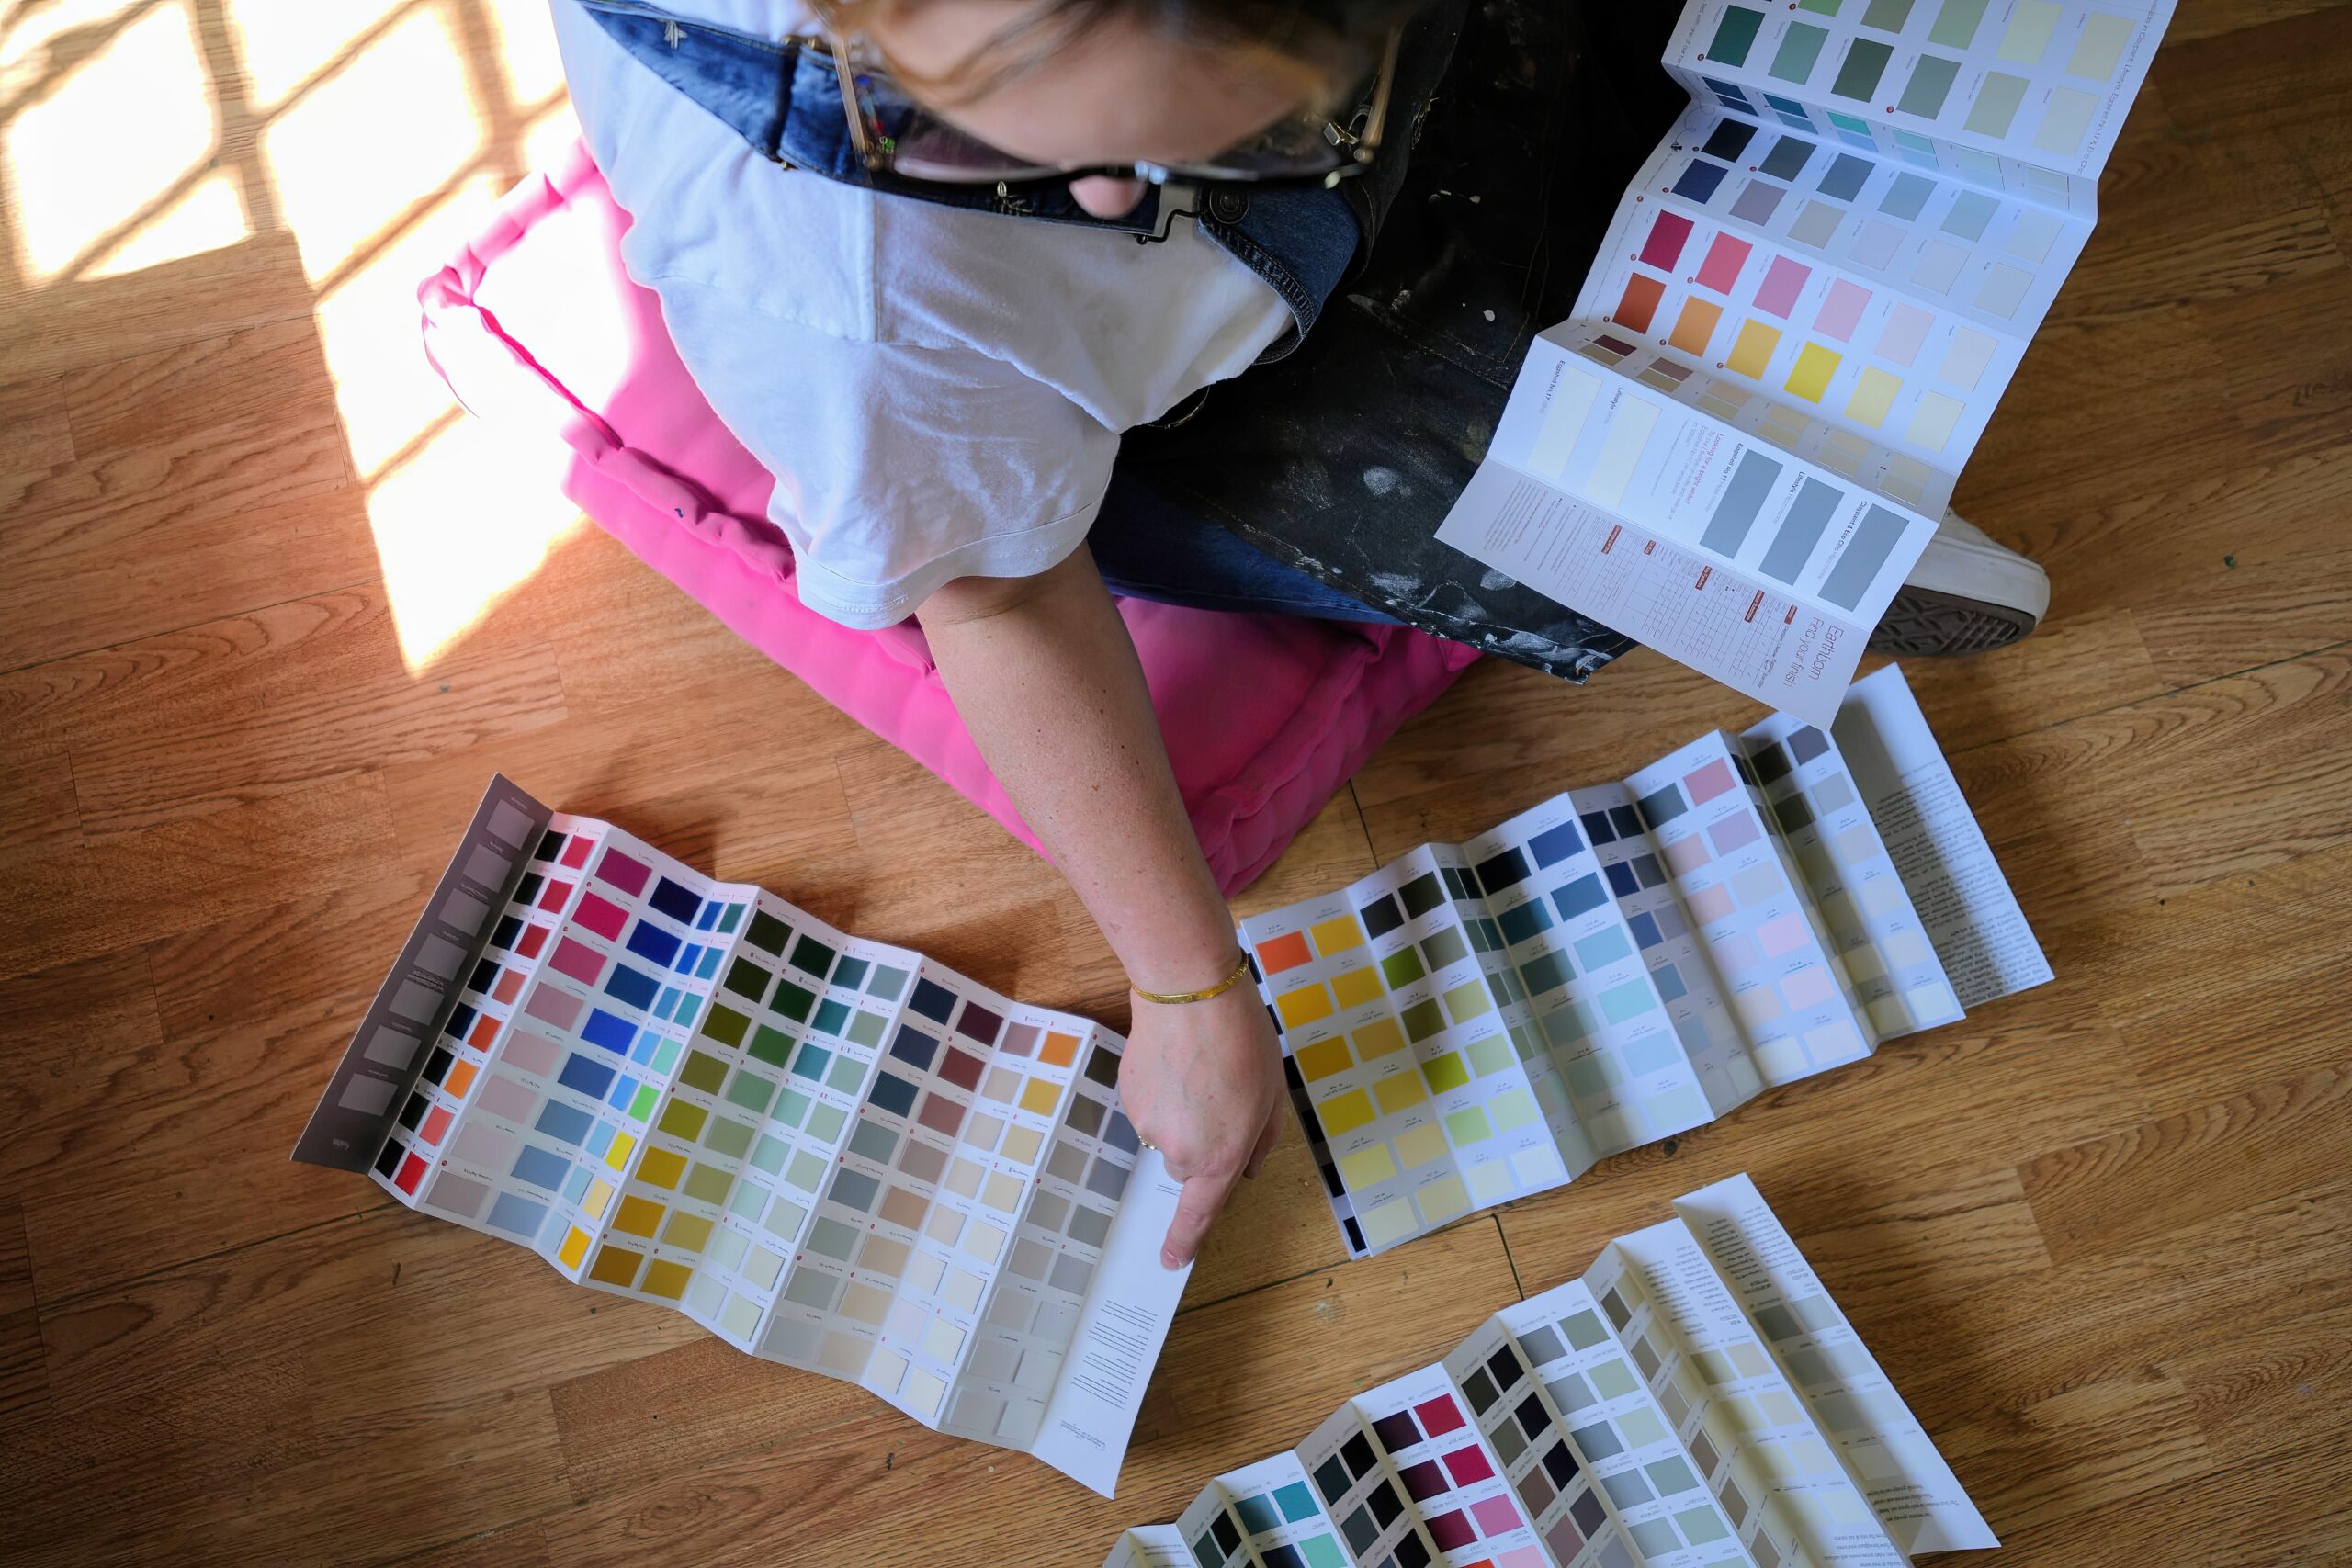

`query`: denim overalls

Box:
[576,0,1683,679]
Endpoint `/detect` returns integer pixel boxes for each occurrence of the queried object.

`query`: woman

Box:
[548,0,2048,1273]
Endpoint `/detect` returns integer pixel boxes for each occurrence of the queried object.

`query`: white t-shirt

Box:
[549,0,1294,627]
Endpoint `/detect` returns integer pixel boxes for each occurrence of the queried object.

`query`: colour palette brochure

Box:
[1102,1173,1996,1568]
[292,779,1185,1495]
[1239,666,2048,1258]
[1437,0,2173,721]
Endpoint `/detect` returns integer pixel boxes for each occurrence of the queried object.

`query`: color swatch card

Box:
[1102,1174,1996,1568]
[293,777,1186,1496]
[1435,0,2171,722]
[1239,666,2045,1258]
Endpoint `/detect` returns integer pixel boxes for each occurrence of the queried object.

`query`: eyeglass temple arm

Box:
[1355,27,1404,157]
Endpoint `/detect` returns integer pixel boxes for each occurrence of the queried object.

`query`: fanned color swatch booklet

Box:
[1437,0,2173,719]
[293,779,1184,1495]
[1241,667,2048,1258]
[1104,1174,1994,1568]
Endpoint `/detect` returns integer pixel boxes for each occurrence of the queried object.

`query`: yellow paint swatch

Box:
[1786,343,1841,402]
[603,1130,638,1172]
[612,1195,663,1237]
[637,1148,686,1190]
[1352,1017,1409,1061]
[1310,914,1365,956]
[557,1225,591,1269]
[1295,1035,1355,1083]
[1726,319,1781,378]
[1359,1200,1419,1250]
[1276,983,1335,1030]
[1317,1088,1377,1138]
[1905,390,1962,450]
[582,1178,614,1221]
[1843,366,1901,427]
[1415,1172,1470,1224]
[1373,1071,1430,1115]
[587,1243,643,1288]
[1395,1122,1450,1170]
[1019,1077,1062,1116]
[1668,297,1725,355]
[1338,1144,1399,1189]
[1331,967,1385,1010]
[640,1260,693,1301]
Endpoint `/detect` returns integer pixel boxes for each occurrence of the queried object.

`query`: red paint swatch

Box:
[537,879,574,912]
[573,891,629,941]
[394,1152,428,1194]
[1442,1443,1496,1484]
[1637,210,1694,272]
[560,835,593,869]
[418,1105,453,1146]
[514,923,549,959]
[1414,1394,1467,1438]
[939,1048,987,1092]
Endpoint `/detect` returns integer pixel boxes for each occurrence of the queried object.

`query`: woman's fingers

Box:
[1160,1164,1241,1269]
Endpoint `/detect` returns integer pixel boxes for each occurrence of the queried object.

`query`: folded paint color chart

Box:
[293,778,1186,1496]
[1436,0,2172,722]
[1239,667,2048,1258]
[1102,1174,1996,1568]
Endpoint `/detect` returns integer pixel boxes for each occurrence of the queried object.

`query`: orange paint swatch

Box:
[1256,931,1313,975]
[1669,298,1725,356]
[1613,273,1667,334]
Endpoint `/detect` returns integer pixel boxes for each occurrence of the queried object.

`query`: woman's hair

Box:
[822,0,1424,105]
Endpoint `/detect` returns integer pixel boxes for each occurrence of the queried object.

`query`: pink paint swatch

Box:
[1876,301,1933,366]
[1685,757,1738,802]
[1697,231,1753,292]
[1814,278,1872,342]
[1753,255,1813,318]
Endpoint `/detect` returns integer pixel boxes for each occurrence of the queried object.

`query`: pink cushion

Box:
[418,141,1478,894]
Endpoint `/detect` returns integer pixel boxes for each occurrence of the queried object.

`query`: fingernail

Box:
[1161,1249,1185,1269]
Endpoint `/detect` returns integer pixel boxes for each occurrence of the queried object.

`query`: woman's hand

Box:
[1116,981,1285,1269]
[917,551,1285,1270]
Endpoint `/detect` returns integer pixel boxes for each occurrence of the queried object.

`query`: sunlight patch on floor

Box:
[9,0,602,675]
[4,1,235,281]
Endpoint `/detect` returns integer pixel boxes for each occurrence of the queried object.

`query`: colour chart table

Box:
[1239,667,2047,1258]
[1103,1174,1996,1568]
[295,778,1186,1495]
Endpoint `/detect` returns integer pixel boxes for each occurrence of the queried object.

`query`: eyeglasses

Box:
[803,27,1402,190]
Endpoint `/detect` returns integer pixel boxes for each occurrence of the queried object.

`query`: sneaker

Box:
[1870,511,2050,656]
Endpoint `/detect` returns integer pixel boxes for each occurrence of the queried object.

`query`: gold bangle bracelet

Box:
[1132,950,1252,1006]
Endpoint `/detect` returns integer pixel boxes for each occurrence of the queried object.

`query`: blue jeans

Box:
[1089,478,1398,624]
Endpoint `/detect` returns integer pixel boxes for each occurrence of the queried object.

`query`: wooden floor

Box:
[4,0,2349,1562]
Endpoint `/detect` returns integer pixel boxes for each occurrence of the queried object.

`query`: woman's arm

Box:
[916,546,1283,1269]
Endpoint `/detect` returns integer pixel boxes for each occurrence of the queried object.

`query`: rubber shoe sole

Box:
[1870,513,2051,656]
[1867,585,2041,656]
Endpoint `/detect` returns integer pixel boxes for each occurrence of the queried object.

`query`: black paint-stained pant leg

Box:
[1109,0,1690,682]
